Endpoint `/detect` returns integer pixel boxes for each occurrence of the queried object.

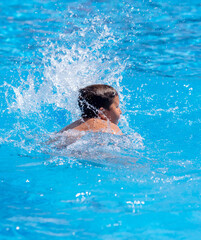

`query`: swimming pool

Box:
[0,0,201,239]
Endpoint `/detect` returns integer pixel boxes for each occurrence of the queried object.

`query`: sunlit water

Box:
[0,0,201,239]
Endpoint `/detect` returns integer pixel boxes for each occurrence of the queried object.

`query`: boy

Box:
[59,84,122,135]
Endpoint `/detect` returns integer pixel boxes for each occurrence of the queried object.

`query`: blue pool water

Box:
[0,0,201,239]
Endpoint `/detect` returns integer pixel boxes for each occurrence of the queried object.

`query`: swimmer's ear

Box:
[98,107,107,120]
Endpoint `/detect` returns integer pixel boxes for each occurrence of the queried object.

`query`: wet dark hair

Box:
[78,84,118,118]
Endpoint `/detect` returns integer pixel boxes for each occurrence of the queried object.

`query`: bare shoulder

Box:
[59,119,84,133]
[60,118,122,135]
[86,118,122,135]
[110,123,122,135]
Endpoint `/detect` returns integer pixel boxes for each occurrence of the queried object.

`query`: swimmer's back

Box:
[60,118,122,135]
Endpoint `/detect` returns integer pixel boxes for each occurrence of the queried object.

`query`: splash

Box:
[0,11,143,160]
[5,16,125,116]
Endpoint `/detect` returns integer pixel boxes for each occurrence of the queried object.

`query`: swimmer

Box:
[59,84,122,135]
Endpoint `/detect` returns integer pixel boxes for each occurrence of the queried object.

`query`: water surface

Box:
[0,0,201,239]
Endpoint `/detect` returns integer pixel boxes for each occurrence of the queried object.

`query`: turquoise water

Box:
[0,0,201,239]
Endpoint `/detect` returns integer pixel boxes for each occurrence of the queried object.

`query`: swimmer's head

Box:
[78,84,121,124]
